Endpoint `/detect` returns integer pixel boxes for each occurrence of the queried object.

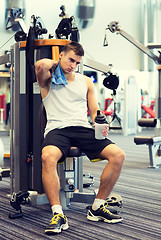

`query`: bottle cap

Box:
[95,110,107,124]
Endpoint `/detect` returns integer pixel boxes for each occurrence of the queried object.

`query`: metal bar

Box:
[107,21,161,65]
[120,30,158,62]
[140,0,146,71]
[147,0,155,71]
[157,68,161,119]
[148,144,154,168]
[0,54,10,65]
[14,43,21,192]
[10,48,14,194]
[147,43,161,49]
[83,58,112,74]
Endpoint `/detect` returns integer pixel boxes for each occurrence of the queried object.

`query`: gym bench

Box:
[134,118,161,168]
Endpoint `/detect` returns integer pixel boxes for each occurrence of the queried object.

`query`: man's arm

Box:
[85,76,99,124]
[85,76,109,137]
[35,59,58,88]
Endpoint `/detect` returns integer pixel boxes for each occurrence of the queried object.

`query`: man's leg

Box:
[87,144,125,223]
[41,145,69,234]
[41,145,62,206]
[96,144,125,200]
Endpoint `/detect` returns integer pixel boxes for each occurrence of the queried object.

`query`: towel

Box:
[51,62,68,85]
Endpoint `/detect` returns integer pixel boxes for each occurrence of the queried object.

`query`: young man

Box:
[35,41,125,235]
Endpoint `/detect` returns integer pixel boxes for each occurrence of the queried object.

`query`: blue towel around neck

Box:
[51,62,68,85]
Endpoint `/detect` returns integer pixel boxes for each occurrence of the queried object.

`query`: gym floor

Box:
[0,129,161,240]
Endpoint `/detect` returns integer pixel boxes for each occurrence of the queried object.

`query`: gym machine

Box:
[0,15,124,218]
[134,118,161,168]
[107,21,161,168]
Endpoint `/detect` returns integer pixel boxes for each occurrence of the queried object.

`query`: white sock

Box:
[51,205,63,215]
[92,198,106,211]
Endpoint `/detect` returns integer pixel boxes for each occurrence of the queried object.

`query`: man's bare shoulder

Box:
[83,75,94,89]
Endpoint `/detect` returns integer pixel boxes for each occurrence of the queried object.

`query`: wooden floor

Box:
[0,129,161,240]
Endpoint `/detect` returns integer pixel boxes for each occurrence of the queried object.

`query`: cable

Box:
[0,33,15,50]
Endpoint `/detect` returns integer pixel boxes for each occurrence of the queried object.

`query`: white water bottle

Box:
[95,110,107,140]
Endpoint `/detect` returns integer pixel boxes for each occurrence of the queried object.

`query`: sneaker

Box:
[87,204,123,224]
[104,202,122,214]
[45,213,69,234]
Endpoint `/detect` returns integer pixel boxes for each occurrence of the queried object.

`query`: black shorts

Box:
[42,126,114,163]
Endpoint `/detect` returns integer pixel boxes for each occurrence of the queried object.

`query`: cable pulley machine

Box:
[106,21,161,167]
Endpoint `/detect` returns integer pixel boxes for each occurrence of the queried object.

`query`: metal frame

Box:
[148,143,161,168]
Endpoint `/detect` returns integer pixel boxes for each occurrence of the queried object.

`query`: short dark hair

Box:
[63,41,84,56]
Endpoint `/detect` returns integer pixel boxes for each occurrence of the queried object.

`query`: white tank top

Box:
[43,72,92,136]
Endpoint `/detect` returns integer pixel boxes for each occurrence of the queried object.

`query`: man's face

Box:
[59,50,82,74]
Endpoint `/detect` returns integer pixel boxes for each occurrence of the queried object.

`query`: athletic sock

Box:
[51,205,64,215]
[92,198,106,211]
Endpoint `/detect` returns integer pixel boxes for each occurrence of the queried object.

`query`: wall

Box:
[0,0,158,99]
[0,0,142,71]
[0,0,160,132]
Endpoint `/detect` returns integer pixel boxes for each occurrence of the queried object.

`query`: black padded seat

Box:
[138,118,157,127]
[134,136,161,145]
[69,147,84,157]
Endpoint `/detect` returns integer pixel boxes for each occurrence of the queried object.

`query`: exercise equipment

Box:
[106,21,161,65]
[55,5,80,42]
[102,94,122,131]
[134,118,161,168]
[9,191,123,218]
[5,7,25,31]
[0,17,121,217]
[103,73,119,94]
[141,102,155,118]
[107,21,161,165]
[141,92,155,118]
[0,40,112,216]
[5,38,88,217]
[9,191,29,219]
[101,98,113,117]
[0,138,4,180]
[137,118,157,128]
[102,73,122,129]
[134,135,161,168]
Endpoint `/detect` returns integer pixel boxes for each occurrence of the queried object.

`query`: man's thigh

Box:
[42,145,63,162]
[42,129,72,162]
[99,144,123,160]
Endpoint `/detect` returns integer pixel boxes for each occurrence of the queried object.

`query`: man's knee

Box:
[116,149,125,166]
[41,146,62,167]
[41,152,56,171]
[101,144,125,166]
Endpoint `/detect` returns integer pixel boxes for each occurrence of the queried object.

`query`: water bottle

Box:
[95,110,108,140]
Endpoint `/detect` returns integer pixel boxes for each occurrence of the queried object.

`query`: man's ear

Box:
[59,52,64,59]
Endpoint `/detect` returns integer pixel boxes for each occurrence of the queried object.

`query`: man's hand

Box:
[102,124,109,137]
[35,59,59,87]
[93,123,109,137]
[49,61,59,75]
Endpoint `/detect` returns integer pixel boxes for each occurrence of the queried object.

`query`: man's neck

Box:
[64,72,75,83]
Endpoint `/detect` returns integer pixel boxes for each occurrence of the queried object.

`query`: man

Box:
[35,41,125,235]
